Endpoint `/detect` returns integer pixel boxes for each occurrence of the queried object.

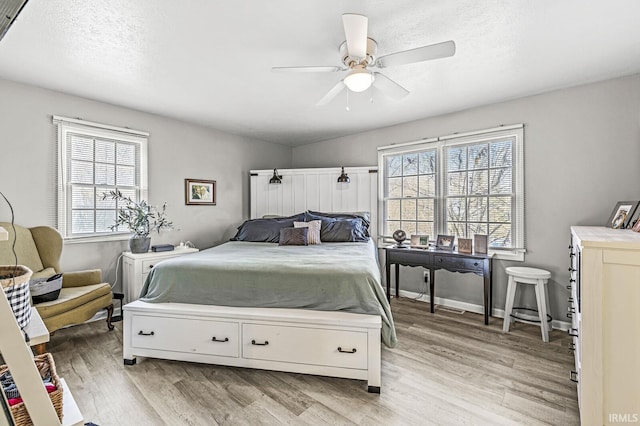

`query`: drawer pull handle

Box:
[569,279,576,283]
[251,339,269,346]
[568,328,578,338]
[566,285,572,291]
[567,313,573,319]
[211,337,229,343]
[473,262,479,266]
[568,267,576,272]
[568,307,576,314]
[568,297,574,303]
[569,370,579,383]
[138,331,155,336]
[337,347,357,354]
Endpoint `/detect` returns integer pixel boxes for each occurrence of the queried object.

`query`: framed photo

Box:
[632,217,640,233]
[185,179,216,205]
[436,234,455,251]
[458,238,472,254]
[607,201,639,229]
[474,234,488,254]
[410,234,429,249]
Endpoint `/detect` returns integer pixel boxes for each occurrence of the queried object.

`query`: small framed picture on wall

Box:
[185,179,216,205]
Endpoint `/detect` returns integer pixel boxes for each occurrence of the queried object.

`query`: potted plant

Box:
[102,190,174,253]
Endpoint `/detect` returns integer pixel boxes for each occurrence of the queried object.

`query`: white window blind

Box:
[55,116,148,240]
[379,125,525,260]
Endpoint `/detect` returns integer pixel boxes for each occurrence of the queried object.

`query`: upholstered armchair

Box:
[0,223,113,350]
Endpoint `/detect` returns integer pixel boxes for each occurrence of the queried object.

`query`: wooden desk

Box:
[385,246,493,324]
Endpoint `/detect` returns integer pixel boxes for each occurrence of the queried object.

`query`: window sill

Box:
[490,250,525,261]
[63,234,131,244]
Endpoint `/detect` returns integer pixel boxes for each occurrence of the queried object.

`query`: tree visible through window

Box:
[380,126,523,251]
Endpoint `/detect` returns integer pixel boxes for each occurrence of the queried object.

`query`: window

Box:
[379,125,524,259]
[55,116,148,240]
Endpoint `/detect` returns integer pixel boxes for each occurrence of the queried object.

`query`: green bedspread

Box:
[139,240,397,347]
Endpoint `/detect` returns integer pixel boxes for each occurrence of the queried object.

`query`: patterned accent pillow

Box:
[279,227,309,246]
[294,220,322,244]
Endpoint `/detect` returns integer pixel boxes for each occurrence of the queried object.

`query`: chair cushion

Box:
[34,283,112,319]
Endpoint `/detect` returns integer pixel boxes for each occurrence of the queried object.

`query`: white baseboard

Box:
[396,289,571,331]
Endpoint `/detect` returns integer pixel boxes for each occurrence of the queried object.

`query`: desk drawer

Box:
[387,250,430,267]
[434,255,483,272]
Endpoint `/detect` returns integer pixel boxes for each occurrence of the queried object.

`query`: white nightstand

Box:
[122,247,199,303]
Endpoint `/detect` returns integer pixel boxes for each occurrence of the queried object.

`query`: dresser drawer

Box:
[142,259,162,272]
[434,255,483,272]
[242,323,368,369]
[131,315,239,358]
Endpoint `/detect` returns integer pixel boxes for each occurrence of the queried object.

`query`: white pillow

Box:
[294,220,322,244]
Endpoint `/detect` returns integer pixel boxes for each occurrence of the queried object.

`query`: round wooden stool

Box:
[502,266,552,342]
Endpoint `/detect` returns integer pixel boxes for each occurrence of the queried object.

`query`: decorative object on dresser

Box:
[102,189,174,253]
[502,266,552,342]
[410,234,429,249]
[473,234,488,254]
[185,178,216,205]
[436,234,455,251]
[457,238,472,254]
[392,229,408,248]
[606,200,639,229]
[632,217,640,232]
[569,226,640,425]
[122,247,198,304]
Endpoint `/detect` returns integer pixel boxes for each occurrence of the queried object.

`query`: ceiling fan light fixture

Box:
[343,69,374,92]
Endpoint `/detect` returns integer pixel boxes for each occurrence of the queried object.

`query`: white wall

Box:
[0,78,292,292]
[292,73,640,322]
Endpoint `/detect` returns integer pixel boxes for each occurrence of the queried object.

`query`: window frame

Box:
[378,125,525,261]
[54,116,149,243]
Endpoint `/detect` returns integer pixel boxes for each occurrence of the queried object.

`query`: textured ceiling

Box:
[1,1,639,146]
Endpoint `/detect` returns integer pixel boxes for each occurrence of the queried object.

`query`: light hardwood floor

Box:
[46,299,580,425]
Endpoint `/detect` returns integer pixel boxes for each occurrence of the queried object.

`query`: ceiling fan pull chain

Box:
[346,88,350,111]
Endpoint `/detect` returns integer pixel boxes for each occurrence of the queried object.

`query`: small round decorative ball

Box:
[392,229,406,244]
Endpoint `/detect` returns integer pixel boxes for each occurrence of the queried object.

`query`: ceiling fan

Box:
[272,13,456,106]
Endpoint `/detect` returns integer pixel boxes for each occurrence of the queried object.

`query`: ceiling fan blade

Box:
[272,66,342,73]
[316,81,346,106]
[342,13,368,60]
[373,73,409,100]
[376,40,456,68]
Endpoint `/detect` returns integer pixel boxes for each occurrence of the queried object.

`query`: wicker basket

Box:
[0,265,33,329]
[0,353,63,425]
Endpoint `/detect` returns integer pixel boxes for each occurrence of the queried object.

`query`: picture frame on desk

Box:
[474,234,488,254]
[410,234,429,249]
[607,201,639,229]
[436,234,455,251]
[458,238,473,254]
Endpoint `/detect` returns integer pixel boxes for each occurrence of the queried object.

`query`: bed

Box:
[123,170,391,391]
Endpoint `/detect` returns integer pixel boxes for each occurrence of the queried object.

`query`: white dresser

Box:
[122,247,198,303]
[569,226,640,425]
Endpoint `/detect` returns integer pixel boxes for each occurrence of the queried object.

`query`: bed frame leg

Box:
[367,386,381,393]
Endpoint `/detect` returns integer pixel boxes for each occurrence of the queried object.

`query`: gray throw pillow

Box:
[279,227,309,246]
[231,213,305,243]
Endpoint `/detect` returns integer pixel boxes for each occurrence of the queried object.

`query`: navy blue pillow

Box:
[231,213,305,243]
[304,212,369,242]
[307,210,371,237]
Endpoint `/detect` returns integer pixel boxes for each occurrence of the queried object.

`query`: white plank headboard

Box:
[250,167,378,239]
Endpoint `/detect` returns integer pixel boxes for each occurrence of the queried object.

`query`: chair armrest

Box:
[62,269,103,287]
